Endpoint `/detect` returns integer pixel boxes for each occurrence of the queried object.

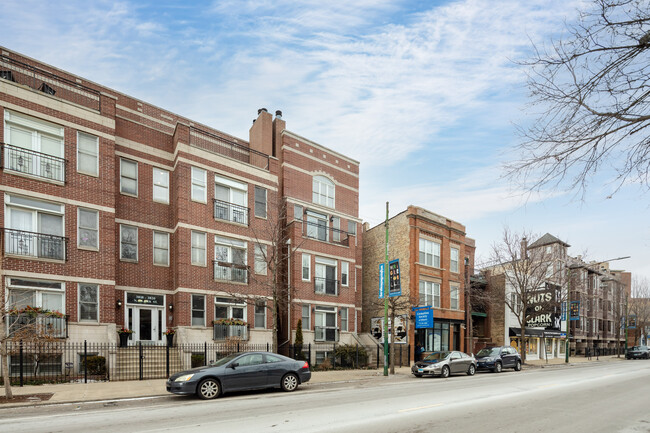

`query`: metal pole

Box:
[565,267,571,363]
[383,202,389,377]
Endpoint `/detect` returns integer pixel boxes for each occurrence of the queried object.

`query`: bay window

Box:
[314,306,338,342]
[214,175,248,224]
[214,236,247,283]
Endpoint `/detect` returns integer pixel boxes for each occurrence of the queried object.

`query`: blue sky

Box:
[2,0,647,280]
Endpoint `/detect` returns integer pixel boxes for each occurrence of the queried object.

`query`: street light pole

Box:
[383,202,389,377]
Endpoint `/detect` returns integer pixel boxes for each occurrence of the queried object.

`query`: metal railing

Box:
[314,277,338,296]
[213,199,249,225]
[6,314,68,339]
[190,127,270,171]
[303,219,349,246]
[1,143,66,183]
[314,327,339,342]
[213,324,249,341]
[0,54,101,111]
[2,228,68,261]
[213,260,248,283]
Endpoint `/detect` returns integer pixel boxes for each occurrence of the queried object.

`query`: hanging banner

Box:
[388,259,401,297]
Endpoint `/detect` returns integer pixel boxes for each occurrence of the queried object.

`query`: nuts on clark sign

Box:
[525,284,562,330]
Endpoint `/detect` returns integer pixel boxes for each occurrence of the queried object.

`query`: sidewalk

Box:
[0,356,624,408]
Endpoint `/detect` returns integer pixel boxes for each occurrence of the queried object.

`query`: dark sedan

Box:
[626,346,650,359]
[475,346,522,372]
[411,351,477,378]
[166,351,311,399]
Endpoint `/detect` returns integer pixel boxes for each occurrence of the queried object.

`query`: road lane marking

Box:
[537,384,558,389]
[398,403,444,413]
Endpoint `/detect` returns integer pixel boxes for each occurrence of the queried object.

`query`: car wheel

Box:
[414,373,423,378]
[467,364,476,376]
[197,378,221,400]
[440,366,450,378]
[494,362,502,373]
[514,360,522,371]
[281,373,299,392]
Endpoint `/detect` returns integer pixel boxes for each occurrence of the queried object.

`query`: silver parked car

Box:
[167,351,311,399]
[411,350,477,378]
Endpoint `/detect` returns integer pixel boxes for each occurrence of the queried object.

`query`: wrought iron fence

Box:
[213,260,248,283]
[1,143,66,182]
[2,228,68,260]
[213,324,249,341]
[314,277,338,296]
[213,199,249,225]
[190,127,270,170]
[7,314,68,338]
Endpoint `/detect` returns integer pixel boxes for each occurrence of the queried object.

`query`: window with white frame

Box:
[5,194,65,260]
[77,208,98,250]
[79,283,98,322]
[419,280,440,308]
[419,238,441,268]
[450,247,459,273]
[191,166,207,203]
[511,292,522,314]
[3,110,65,182]
[348,221,356,236]
[119,224,138,261]
[254,244,267,275]
[314,306,337,342]
[7,277,64,313]
[191,231,206,266]
[214,236,247,283]
[120,158,138,196]
[340,307,348,332]
[302,254,311,281]
[77,131,98,176]
[341,261,349,287]
[301,304,310,330]
[153,167,169,204]
[315,257,337,295]
[254,300,266,328]
[153,231,169,266]
[254,186,267,218]
[312,175,334,208]
[215,175,248,224]
[214,297,246,321]
[306,211,328,241]
[294,204,303,221]
[332,217,340,242]
[450,284,459,310]
[191,294,205,327]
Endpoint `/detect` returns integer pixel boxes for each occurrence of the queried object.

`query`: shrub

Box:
[335,344,368,368]
[82,356,107,376]
[294,319,304,360]
[191,354,205,368]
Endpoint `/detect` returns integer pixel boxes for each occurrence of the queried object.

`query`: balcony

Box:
[7,312,68,338]
[2,228,67,261]
[213,323,249,341]
[315,327,339,342]
[0,54,101,111]
[1,143,66,183]
[303,219,349,246]
[315,277,338,296]
[213,199,249,225]
[190,127,270,171]
[213,260,248,284]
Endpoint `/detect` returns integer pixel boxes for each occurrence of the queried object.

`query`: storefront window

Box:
[526,338,538,355]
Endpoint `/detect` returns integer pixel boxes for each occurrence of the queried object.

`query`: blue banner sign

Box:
[570,301,580,321]
[379,263,385,299]
[388,259,401,297]
[415,307,433,329]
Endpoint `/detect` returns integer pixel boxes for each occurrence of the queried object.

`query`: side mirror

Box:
[230,362,239,369]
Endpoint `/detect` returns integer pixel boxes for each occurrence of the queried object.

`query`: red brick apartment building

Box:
[362,206,475,359]
[0,47,361,350]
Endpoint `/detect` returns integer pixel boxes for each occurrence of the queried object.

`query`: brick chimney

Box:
[249,108,273,157]
[520,237,528,260]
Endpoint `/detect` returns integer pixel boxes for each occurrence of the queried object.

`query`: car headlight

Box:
[174,374,195,382]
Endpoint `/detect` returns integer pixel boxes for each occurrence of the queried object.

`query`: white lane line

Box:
[398,403,444,413]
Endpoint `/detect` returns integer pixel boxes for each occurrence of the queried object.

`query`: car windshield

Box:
[631,346,647,351]
[210,353,241,367]
[476,348,500,357]
[423,351,450,361]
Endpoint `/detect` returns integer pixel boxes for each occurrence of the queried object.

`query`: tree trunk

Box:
[1,339,12,399]
[389,309,395,375]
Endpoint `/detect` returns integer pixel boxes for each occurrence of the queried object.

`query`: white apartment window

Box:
[341,307,348,332]
[254,186,267,218]
[306,211,328,241]
[5,195,65,260]
[315,257,337,296]
[77,132,99,176]
[153,167,169,204]
[77,208,99,250]
[302,254,311,281]
[301,304,310,330]
[7,277,64,313]
[419,280,440,308]
[312,175,335,208]
[120,159,138,196]
[314,306,337,342]
[419,238,441,268]
[215,175,248,224]
[120,224,138,261]
[341,261,349,287]
[254,244,267,275]
[192,294,205,327]
[546,264,553,278]
[214,297,246,321]
[348,221,356,236]
[450,247,459,273]
[511,293,522,314]
[214,236,247,283]
[191,166,207,203]
[294,204,303,221]
[191,231,206,266]
[78,283,98,322]
[4,110,65,182]
[255,300,266,328]
[153,231,169,266]
[450,285,459,310]
[332,217,340,242]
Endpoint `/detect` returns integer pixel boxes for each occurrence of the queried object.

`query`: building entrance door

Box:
[127,306,163,344]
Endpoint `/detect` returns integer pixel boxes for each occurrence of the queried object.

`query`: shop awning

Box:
[510,327,564,338]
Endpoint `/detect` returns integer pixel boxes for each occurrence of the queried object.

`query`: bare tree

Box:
[508,0,650,198]
[629,276,650,345]
[368,295,411,374]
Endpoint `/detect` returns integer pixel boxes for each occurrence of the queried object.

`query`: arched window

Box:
[312,175,335,208]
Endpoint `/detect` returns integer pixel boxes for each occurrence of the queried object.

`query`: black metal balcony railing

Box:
[315,277,338,296]
[213,199,249,225]
[190,127,270,171]
[1,143,66,183]
[213,260,248,283]
[303,219,349,246]
[0,54,101,111]
[7,314,68,338]
[213,324,249,341]
[2,228,67,261]
[315,327,339,342]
